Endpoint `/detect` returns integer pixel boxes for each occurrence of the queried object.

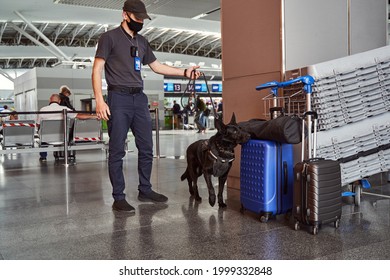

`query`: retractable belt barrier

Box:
[1,108,163,163]
[2,122,36,127]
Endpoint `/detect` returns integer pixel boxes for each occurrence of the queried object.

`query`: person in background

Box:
[183,101,193,128]
[194,96,206,133]
[172,100,181,129]
[59,85,75,111]
[0,111,18,139]
[0,105,11,122]
[37,94,97,162]
[205,101,214,129]
[217,99,223,112]
[217,99,223,120]
[92,0,201,213]
[9,111,18,120]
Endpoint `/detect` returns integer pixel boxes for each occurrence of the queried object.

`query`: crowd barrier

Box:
[0,108,162,165]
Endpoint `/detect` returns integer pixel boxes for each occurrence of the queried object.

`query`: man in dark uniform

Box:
[92,0,201,213]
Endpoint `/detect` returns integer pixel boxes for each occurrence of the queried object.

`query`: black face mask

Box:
[126,14,143,33]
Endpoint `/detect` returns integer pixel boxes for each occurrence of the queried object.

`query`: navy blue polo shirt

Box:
[95,25,157,88]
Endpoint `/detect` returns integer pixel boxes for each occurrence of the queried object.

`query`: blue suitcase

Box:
[240,139,294,222]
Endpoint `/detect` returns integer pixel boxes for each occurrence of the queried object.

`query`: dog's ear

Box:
[229,113,237,125]
[215,115,226,132]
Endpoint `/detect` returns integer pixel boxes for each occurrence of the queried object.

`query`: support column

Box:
[221,0,283,190]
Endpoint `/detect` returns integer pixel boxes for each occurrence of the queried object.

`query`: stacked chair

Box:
[306,45,390,186]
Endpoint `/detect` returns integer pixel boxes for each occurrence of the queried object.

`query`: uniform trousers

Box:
[107,90,153,201]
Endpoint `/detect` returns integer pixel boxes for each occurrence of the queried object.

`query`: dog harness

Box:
[208,149,235,177]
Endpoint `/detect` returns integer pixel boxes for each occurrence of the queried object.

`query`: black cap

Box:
[123,0,151,20]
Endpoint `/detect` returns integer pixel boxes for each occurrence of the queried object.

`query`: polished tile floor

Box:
[1,129,390,260]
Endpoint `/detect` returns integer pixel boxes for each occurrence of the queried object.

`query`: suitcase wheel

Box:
[240,204,245,214]
[284,210,292,221]
[334,219,340,229]
[294,221,300,231]
[311,226,319,235]
[260,214,269,223]
[353,185,361,206]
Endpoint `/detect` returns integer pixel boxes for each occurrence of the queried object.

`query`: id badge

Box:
[134,56,141,71]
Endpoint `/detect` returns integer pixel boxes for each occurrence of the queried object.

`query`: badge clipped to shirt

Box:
[131,46,141,72]
[134,57,141,71]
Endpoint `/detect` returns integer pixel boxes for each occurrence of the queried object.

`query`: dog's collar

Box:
[209,150,235,163]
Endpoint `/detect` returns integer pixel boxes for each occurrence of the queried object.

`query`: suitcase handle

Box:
[270,107,285,119]
[283,161,288,195]
[301,110,318,161]
[303,111,318,119]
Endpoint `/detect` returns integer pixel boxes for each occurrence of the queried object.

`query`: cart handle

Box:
[255,75,315,94]
[255,80,279,96]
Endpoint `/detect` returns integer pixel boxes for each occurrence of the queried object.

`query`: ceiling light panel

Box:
[55,0,124,10]
[55,0,220,20]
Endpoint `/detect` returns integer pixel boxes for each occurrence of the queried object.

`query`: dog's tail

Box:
[180,169,188,181]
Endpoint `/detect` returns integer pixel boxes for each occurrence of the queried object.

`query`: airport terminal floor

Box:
[1,129,390,260]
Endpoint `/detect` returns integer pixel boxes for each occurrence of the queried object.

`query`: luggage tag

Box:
[131,46,141,72]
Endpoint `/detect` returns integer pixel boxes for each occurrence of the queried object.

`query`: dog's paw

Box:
[218,202,227,208]
[209,195,216,207]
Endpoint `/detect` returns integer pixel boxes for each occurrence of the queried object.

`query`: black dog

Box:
[181,113,250,208]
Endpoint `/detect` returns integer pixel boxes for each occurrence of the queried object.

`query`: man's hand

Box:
[185,66,201,79]
[95,101,111,121]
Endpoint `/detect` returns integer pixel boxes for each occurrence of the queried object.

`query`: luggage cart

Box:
[341,179,371,207]
[257,75,371,207]
[262,82,306,119]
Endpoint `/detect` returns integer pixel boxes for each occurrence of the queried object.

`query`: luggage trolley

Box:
[256,75,316,155]
[239,76,314,222]
[261,80,306,119]
[260,76,371,207]
[258,76,343,234]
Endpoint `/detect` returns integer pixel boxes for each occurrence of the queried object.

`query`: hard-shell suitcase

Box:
[240,139,294,222]
[293,111,342,234]
[242,76,315,223]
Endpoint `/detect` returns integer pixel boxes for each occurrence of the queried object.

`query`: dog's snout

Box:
[234,128,250,144]
[240,131,251,143]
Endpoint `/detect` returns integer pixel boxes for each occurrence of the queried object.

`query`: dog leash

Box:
[200,72,219,119]
[180,70,219,120]
[180,70,197,111]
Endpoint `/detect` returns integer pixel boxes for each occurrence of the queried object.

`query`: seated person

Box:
[0,111,18,140]
[37,94,97,162]
[9,111,18,120]
[0,105,11,123]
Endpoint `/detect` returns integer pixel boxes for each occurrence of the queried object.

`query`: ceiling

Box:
[0,0,221,70]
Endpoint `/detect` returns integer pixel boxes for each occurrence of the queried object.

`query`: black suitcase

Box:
[293,112,342,234]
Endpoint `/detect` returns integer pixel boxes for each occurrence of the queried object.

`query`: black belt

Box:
[108,86,143,94]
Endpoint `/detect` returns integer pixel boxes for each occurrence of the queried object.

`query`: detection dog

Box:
[181,113,250,207]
